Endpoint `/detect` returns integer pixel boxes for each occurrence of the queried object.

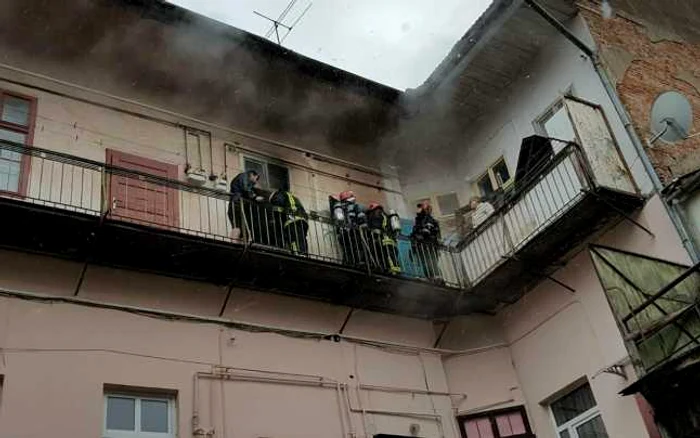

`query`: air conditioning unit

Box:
[186,168,207,185]
[215,178,229,191]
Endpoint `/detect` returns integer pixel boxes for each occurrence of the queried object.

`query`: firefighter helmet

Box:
[339,190,355,201]
[368,202,382,211]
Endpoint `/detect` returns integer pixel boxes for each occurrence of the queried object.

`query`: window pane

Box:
[576,415,609,438]
[0,159,20,192]
[186,132,202,168]
[465,420,481,438]
[496,412,527,436]
[492,160,510,187]
[106,396,136,431]
[543,105,576,152]
[0,128,27,150]
[2,96,31,127]
[267,163,289,190]
[560,431,571,438]
[551,383,597,426]
[496,415,513,436]
[244,158,267,187]
[476,418,494,438]
[437,193,459,215]
[141,399,169,433]
[477,174,493,197]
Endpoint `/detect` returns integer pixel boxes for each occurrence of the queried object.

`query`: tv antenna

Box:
[254,0,313,45]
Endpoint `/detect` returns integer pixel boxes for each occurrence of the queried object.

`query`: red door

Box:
[107,149,179,228]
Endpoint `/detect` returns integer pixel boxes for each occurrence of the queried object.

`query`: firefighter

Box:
[330,190,366,267]
[269,182,308,254]
[411,201,442,281]
[366,202,401,275]
[227,170,263,240]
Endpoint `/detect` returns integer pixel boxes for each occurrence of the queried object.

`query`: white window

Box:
[475,157,512,198]
[537,99,577,153]
[550,383,609,438]
[184,128,212,174]
[243,156,290,190]
[104,393,175,438]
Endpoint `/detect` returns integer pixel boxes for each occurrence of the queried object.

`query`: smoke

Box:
[0,0,399,166]
[601,0,614,19]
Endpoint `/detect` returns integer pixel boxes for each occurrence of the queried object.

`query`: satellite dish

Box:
[650,91,693,143]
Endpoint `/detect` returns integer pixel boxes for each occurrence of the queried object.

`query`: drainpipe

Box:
[524,0,699,262]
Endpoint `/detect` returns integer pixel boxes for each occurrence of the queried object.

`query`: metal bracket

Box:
[74,210,109,297]
[602,364,628,380]
[591,191,654,237]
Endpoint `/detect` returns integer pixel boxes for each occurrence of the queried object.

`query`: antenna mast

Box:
[253,0,313,46]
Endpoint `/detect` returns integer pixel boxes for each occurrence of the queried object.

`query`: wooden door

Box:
[107,149,179,228]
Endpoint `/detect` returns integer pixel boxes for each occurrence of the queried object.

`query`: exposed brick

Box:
[580,1,700,183]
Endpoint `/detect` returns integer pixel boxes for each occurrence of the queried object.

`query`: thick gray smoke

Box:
[0,0,400,166]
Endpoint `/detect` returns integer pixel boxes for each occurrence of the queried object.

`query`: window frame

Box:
[548,382,608,438]
[550,405,605,438]
[457,406,535,438]
[103,393,176,438]
[533,90,577,147]
[474,156,512,198]
[183,127,212,174]
[412,192,459,218]
[0,89,37,197]
[240,154,290,191]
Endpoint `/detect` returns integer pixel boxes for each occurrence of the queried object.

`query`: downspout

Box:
[524,0,699,262]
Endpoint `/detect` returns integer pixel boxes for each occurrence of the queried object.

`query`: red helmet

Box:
[368,202,382,211]
[339,190,355,201]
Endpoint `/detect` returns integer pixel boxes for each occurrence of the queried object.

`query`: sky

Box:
[168,0,492,90]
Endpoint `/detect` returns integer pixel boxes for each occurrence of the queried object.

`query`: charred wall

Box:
[0,0,400,166]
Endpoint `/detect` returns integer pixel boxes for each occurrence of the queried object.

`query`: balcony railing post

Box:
[100,165,109,216]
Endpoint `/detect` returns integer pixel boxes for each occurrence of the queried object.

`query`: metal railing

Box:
[458,143,590,286]
[0,140,464,287]
[0,139,607,292]
[621,261,700,372]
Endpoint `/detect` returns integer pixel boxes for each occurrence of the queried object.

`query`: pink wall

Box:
[0,249,462,438]
[496,195,690,438]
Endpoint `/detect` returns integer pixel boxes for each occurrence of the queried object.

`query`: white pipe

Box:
[195,371,448,438]
[359,383,467,399]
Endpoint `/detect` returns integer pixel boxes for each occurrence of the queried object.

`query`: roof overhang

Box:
[413,0,578,123]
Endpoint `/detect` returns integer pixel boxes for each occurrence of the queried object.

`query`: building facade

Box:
[0,1,697,438]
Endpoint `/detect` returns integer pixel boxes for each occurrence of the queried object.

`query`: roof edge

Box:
[120,0,402,100]
[415,0,522,94]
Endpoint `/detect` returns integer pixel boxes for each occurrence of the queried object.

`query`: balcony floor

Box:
[449,187,645,315]
[0,196,498,319]
[0,186,642,319]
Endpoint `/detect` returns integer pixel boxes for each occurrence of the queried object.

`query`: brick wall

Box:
[580,1,700,184]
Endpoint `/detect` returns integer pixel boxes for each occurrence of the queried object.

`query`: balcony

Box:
[450,141,644,311]
[0,131,642,318]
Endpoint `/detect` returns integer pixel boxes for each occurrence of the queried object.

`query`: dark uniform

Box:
[269,188,308,254]
[330,192,367,267]
[366,205,401,275]
[227,172,259,241]
[411,207,441,280]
